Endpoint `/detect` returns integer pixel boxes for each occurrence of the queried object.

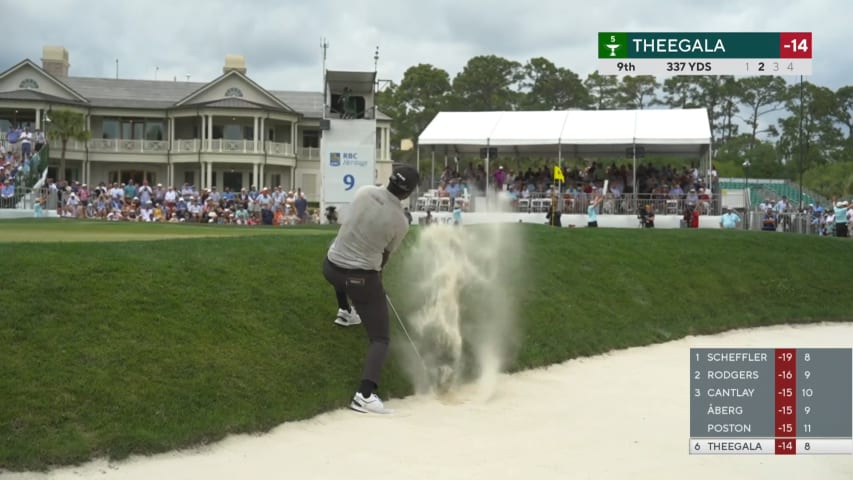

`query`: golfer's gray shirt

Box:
[327,185,408,271]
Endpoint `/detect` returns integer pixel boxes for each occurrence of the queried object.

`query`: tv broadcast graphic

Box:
[598,32,812,76]
[1,2,852,480]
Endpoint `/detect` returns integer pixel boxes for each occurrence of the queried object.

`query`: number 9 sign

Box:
[343,174,355,191]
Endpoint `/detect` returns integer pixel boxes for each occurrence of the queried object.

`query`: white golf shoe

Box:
[350,392,392,414]
[334,308,361,327]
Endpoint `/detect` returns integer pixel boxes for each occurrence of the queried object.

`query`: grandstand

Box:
[717,177,827,210]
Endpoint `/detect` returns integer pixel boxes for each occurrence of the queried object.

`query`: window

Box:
[19,78,39,89]
[145,121,164,141]
[122,121,144,140]
[225,87,244,97]
[270,174,282,189]
[302,130,319,148]
[103,118,167,140]
[223,124,242,140]
[102,119,120,139]
[184,171,195,187]
[223,172,242,192]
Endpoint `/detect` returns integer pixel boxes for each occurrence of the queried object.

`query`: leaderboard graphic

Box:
[598,32,812,76]
[690,348,852,455]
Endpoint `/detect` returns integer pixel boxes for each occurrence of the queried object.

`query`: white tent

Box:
[417,108,712,193]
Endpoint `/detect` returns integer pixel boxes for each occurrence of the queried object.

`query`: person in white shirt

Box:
[20,128,32,159]
[65,192,80,217]
[164,186,178,207]
[774,196,791,232]
[139,201,153,222]
[110,183,124,202]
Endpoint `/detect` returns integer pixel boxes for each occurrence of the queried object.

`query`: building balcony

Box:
[62,139,298,157]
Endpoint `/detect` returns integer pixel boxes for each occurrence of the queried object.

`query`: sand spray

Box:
[396,222,524,401]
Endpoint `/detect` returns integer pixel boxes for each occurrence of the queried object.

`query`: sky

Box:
[1,0,847,93]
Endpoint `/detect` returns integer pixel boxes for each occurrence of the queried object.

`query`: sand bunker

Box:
[6,322,852,480]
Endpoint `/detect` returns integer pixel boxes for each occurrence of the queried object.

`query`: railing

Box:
[266,141,292,156]
[49,137,350,160]
[413,191,724,216]
[175,139,199,153]
[61,138,296,155]
[0,186,48,210]
[299,147,320,160]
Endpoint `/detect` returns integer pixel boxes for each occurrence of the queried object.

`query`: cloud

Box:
[1,0,846,92]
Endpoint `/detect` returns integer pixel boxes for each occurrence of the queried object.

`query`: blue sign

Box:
[329,152,341,166]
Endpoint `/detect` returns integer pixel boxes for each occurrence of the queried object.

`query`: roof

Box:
[418,109,711,157]
[269,90,390,120]
[0,60,392,120]
[196,97,279,110]
[0,89,84,105]
[326,70,376,95]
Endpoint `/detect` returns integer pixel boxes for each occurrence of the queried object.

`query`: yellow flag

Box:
[553,165,565,183]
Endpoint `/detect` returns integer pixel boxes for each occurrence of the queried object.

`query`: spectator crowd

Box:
[38,179,319,226]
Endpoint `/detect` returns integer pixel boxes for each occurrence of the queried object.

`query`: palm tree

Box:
[46,109,90,182]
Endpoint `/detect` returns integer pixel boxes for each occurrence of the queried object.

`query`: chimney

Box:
[42,45,70,78]
[223,54,246,74]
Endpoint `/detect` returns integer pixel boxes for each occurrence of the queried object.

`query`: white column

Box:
[385,127,391,160]
[259,164,265,189]
[169,116,175,152]
[290,122,296,155]
[382,128,388,161]
[207,115,213,151]
[207,162,213,188]
[252,163,259,189]
[35,109,41,130]
[260,117,266,147]
[169,163,175,187]
[253,116,259,153]
[200,162,206,189]
[200,115,206,151]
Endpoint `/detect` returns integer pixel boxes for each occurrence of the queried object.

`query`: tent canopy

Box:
[418,108,711,158]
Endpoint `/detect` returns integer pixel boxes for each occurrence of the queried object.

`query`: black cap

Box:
[389,164,420,193]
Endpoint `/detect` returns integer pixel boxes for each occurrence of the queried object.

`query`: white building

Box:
[0,46,394,200]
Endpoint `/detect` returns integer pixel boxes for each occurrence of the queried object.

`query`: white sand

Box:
[6,323,853,480]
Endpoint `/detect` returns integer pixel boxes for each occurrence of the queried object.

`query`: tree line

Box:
[377,55,853,197]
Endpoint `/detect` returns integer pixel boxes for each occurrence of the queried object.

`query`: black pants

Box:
[322,258,389,387]
[836,223,848,238]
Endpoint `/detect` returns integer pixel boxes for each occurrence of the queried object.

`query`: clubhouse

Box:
[0,46,394,201]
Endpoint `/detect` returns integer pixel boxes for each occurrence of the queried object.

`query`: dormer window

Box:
[19,78,39,89]
[224,87,243,98]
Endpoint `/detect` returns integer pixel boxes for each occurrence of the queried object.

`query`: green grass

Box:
[0,221,851,471]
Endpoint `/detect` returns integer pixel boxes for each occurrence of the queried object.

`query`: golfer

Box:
[322,164,419,414]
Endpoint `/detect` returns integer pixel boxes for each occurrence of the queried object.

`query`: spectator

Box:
[834,201,848,238]
[587,196,602,228]
[720,207,741,229]
[639,204,655,228]
[294,189,308,223]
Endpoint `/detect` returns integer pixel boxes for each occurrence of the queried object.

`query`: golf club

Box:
[386,293,427,373]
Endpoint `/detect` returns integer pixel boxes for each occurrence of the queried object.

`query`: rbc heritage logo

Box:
[330,152,359,167]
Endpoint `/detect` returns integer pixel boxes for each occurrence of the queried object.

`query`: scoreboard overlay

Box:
[599,32,812,76]
[690,348,852,455]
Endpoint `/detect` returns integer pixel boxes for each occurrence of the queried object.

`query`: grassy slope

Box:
[1,221,851,470]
